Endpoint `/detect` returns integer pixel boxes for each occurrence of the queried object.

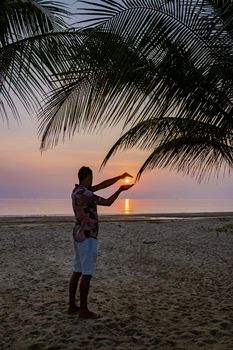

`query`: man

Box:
[68,166,134,318]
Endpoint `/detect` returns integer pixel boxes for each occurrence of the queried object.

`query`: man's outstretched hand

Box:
[119,184,134,192]
[120,172,133,179]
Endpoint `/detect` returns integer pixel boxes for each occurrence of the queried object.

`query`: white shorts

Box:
[72,238,98,276]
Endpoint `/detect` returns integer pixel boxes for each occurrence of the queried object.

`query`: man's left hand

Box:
[120,172,133,179]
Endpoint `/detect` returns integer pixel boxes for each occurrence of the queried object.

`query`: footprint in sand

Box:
[142,240,157,244]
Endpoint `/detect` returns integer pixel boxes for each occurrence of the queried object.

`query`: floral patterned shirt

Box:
[71,184,101,242]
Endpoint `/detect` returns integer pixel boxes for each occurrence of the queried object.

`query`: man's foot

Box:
[67,305,80,315]
[79,310,99,319]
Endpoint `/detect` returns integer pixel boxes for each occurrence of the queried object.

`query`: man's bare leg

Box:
[68,271,82,314]
[79,275,98,318]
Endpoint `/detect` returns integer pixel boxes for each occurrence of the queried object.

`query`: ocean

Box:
[0,198,232,216]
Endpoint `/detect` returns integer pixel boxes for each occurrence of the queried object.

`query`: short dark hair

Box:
[78,166,92,182]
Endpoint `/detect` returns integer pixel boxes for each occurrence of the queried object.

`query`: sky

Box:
[1,108,233,200]
[0,0,233,201]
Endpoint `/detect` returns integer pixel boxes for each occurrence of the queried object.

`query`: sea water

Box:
[0,198,232,216]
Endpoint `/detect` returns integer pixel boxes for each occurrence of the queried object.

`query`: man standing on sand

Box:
[68,166,134,318]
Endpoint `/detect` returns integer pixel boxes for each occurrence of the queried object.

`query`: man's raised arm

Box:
[98,184,134,206]
[92,172,133,192]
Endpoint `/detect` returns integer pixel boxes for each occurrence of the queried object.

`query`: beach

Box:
[1,214,233,350]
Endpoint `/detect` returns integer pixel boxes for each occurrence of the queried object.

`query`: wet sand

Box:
[1,214,233,349]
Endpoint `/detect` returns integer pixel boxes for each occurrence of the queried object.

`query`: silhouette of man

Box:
[68,166,134,318]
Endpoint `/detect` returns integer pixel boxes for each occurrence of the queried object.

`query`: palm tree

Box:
[0,0,71,121]
[38,0,233,181]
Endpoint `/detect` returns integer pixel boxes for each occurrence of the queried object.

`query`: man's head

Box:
[78,166,93,188]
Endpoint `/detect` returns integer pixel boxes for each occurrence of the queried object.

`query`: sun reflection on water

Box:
[124,198,131,214]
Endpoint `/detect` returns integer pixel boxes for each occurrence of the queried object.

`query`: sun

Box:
[125,178,130,184]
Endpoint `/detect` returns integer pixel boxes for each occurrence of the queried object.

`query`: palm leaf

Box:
[0,0,69,46]
[137,136,233,181]
[40,0,233,129]
[0,0,70,120]
[100,117,233,181]
[38,0,233,179]
[39,25,233,138]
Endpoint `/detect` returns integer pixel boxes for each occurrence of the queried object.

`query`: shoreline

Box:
[0,211,233,223]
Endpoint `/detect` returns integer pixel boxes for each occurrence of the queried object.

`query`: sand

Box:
[0,214,233,350]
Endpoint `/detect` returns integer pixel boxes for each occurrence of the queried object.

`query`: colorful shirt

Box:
[71,184,101,242]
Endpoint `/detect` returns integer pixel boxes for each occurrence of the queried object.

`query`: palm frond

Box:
[136,135,233,182]
[40,1,233,129]
[39,24,233,144]
[0,0,71,120]
[37,0,233,179]
[0,0,70,46]
[100,117,233,181]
